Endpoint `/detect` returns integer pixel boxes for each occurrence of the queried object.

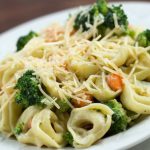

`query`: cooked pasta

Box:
[16,107,68,148]
[67,103,113,148]
[121,80,150,114]
[0,0,150,149]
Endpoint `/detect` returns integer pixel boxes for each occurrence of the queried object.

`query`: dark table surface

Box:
[0,0,150,33]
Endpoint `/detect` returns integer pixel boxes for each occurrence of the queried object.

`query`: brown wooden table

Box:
[0,0,150,33]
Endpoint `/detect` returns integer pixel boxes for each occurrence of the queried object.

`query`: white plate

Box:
[0,2,150,150]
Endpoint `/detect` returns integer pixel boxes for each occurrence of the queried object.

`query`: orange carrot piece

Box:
[107,74,123,91]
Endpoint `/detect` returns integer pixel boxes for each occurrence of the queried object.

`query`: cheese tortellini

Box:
[121,80,150,114]
[84,74,119,101]
[21,37,46,58]
[92,42,129,67]
[134,67,150,81]
[139,52,150,68]
[0,59,24,87]
[67,55,99,79]
[16,107,68,148]
[0,92,22,134]
[111,46,129,67]
[67,103,113,148]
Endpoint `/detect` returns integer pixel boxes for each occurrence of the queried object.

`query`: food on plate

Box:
[0,0,150,148]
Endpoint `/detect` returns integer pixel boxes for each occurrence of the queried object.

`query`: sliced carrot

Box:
[72,94,94,108]
[107,74,123,91]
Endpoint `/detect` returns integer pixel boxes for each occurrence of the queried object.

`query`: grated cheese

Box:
[38,84,60,109]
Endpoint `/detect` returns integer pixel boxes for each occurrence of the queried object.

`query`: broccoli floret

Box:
[104,5,128,29]
[63,131,73,146]
[74,0,107,31]
[57,99,71,112]
[14,122,24,135]
[16,31,38,51]
[125,28,136,38]
[73,0,128,35]
[15,70,44,108]
[105,99,128,135]
[97,0,108,15]
[74,3,99,31]
[137,29,150,47]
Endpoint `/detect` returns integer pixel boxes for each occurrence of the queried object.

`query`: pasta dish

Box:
[0,0,150,148]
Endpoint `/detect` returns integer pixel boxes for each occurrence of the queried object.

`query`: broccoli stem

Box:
[57,99,71,112]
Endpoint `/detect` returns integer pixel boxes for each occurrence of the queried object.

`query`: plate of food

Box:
[0,0,150,150]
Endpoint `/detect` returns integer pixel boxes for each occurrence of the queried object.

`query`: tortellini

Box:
[134,53,150,81]
[121,80,150,114]
[0,59,24,87]
[15,106,42,146]
[0,58,24,134]
[67,56,99,79]
[67,103,113,148]
[16,107,68,148]
[84,75,119,101]
[139,52,150,68]
[92,42,129,67]
[112,46,129,67]
[21,37,46,58]
[0,92,22,134]
[0,60,11,87]
[39,71,61,99]
[134,67,150,81]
